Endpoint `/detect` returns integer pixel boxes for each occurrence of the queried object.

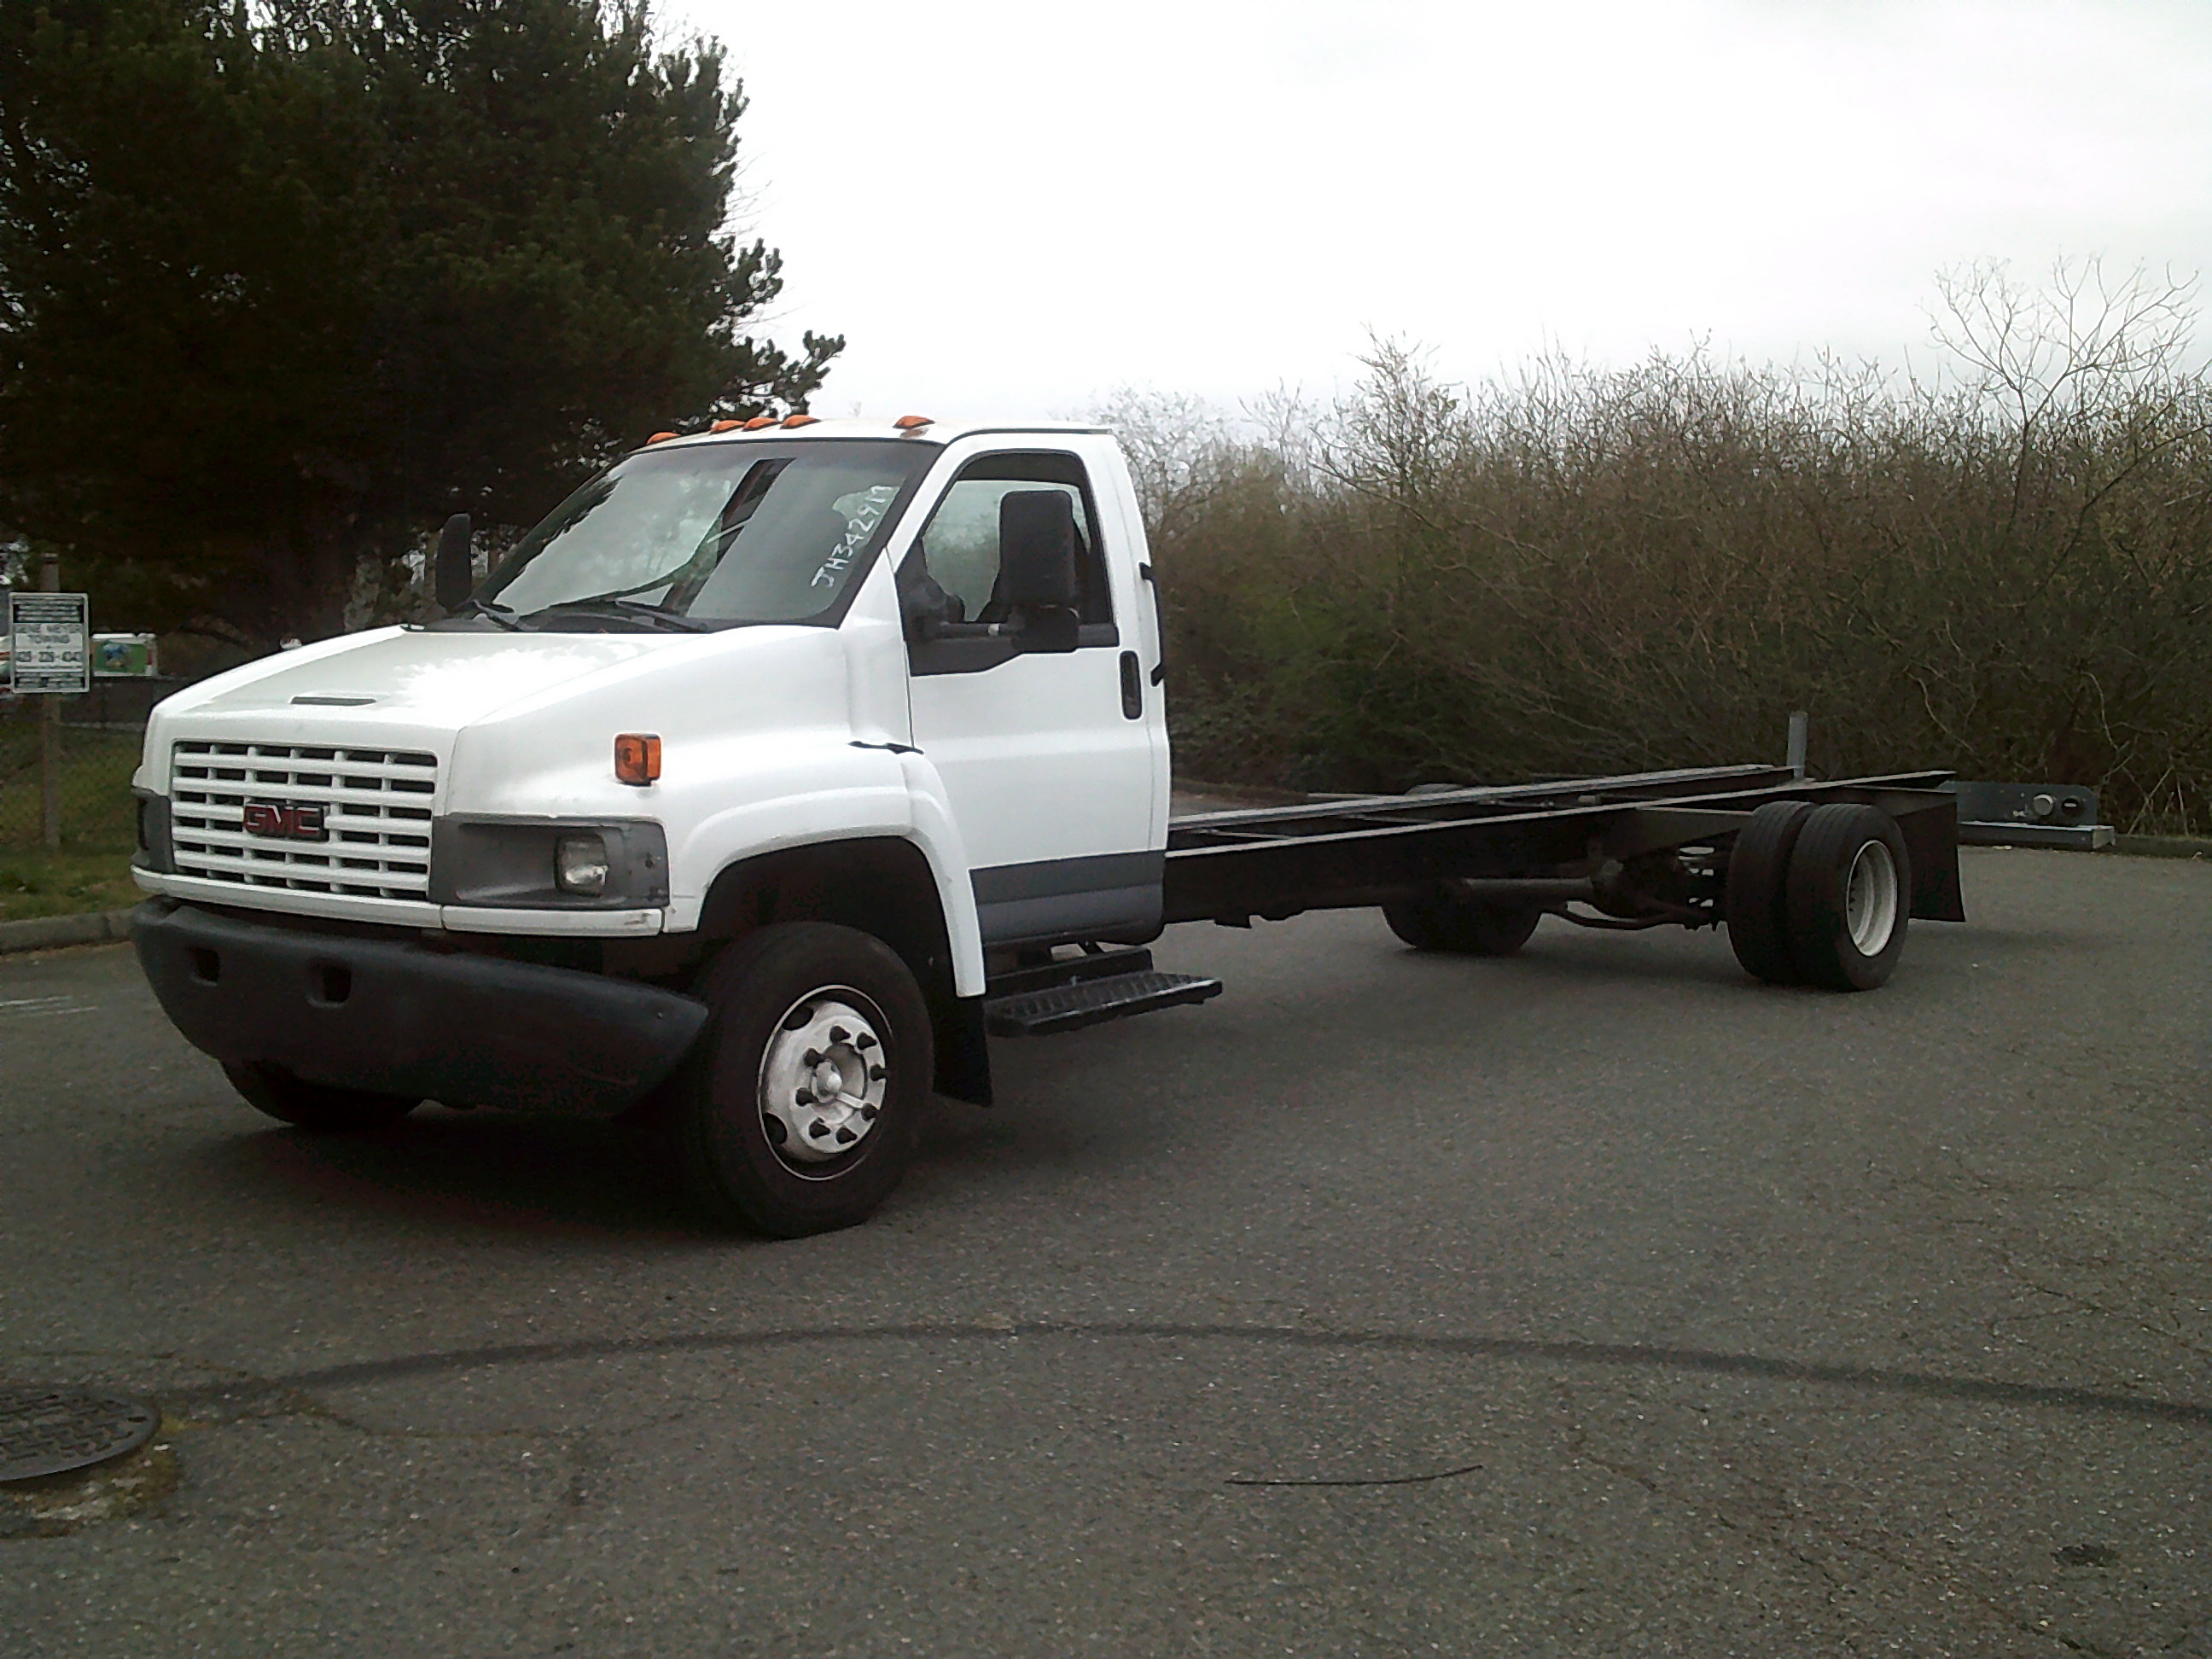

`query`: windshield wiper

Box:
[523,597,719,633]
[448,597,523,632]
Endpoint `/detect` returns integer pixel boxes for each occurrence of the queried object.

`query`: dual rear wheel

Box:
[1725,801,1910,990]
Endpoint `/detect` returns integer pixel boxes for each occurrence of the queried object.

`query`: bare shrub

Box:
[1125,265,2212,834]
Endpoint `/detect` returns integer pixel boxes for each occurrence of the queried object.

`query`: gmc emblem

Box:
[242,802,327,842]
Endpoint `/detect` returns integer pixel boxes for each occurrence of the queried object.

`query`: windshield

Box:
[480,439,937,627]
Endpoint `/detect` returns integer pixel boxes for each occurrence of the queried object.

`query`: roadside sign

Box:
[92,632,160,678]
[8,591,90,695]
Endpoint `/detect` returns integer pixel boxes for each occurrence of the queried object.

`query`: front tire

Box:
[223,1062,421,1132]
[676,923,933,1237]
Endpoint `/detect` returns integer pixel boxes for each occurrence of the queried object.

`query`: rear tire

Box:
[1383,892,1543,956]
[676,923,932,1237]
[1784,804,1911,991]
[223,1062,421,1132]
[1724,800,1813,985]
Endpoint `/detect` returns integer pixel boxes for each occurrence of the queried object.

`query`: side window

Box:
[902,451,1113,631]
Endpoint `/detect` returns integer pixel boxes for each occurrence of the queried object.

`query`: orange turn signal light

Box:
[647,430,678,444]
[742,415,779,431]
[614,733,661,786]
[781,413,819,428]
[894,414,934,431]
[709,419,742,434]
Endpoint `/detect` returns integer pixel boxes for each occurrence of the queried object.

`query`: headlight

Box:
[554,833,610,895]
[434,819,667,909]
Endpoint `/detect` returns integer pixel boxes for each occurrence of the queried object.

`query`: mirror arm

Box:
[433,512,475,616]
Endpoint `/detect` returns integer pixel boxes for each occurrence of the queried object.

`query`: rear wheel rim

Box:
[1844,840,1900,956]
[755,987,889,1178]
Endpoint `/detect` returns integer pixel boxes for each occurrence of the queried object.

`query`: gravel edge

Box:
[2110,835,2212,860]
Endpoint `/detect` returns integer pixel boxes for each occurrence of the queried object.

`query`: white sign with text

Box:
[9,592,90,695]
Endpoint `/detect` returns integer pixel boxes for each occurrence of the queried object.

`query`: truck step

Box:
[984,967,1224,1037]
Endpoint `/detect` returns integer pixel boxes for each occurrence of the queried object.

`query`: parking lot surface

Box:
[2,847,2208,1656]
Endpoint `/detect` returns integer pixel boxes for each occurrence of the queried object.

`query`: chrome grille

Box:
[169,740,438,901]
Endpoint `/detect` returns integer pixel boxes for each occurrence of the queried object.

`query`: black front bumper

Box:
[132,901,709,1117]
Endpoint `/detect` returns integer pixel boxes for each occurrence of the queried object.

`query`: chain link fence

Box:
[0,680,173,852]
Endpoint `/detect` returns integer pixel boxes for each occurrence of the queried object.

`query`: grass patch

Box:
[0,847,140,923]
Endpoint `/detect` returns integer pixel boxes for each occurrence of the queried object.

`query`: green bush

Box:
[1127,267,2212,835]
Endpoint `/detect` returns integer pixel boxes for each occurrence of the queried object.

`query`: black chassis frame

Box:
[1161,764,1963,928]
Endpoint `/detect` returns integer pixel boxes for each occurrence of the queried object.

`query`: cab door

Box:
[902,446,1162,946]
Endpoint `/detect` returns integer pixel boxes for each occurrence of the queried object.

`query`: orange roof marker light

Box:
[614,733,661,787]
[742,415,779,431]
[894,415,935,432]
[647,430,678,444]
[781,413,820,429]
[709,419,743,434]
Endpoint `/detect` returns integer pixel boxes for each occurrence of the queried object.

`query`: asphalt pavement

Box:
[2,847,2207,1656]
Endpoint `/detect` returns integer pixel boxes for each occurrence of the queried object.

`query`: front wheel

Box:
[676,923,934,1237]
[223,1062,421,1132]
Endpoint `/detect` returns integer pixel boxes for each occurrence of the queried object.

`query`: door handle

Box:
[1118,651,1143,719]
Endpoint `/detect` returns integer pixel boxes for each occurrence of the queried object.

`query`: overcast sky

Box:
[671,0,2212,421]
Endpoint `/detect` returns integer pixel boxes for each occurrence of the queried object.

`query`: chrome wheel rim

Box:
[757,988,888,1175]
[1844,840,1900,956]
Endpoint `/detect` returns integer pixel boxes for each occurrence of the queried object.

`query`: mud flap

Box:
[933,994,992,1107]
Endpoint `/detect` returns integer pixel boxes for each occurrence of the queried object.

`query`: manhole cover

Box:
[0,1387,160,1483]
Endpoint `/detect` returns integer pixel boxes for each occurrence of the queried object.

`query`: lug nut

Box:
[806,1119,830,1139]
[794,1090,812,1107]
[829,1026,851,1045]
[859,1106,877,1123]
[868,1065,887,1082]
[855,1033,878,1051]
[835,1126,857,1145]
[803,1049,824,1067]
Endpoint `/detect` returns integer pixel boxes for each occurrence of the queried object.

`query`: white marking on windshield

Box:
[810,486,902,589]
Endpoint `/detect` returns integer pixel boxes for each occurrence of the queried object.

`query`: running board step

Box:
[984,968,1224,1037]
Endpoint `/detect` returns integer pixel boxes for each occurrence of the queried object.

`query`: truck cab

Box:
[132,419,1195,1234]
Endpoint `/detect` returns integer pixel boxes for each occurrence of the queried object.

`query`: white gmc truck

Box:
[131,418,1964,1235]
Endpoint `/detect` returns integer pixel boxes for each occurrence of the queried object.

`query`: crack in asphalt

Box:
[1223,1461,1487,1488]
[137,1317,2212,1427]
[1996,1257,2212,1365]
[1548,1380,2121,1659]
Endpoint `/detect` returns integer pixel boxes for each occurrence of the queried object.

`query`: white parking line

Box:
[0,996,99,1018]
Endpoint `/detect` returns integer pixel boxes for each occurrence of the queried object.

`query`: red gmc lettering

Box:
[242,803,327,841]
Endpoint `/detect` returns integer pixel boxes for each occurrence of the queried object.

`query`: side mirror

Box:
[434,513,474,613]
[997,490,1080,653]
[998,491,1079,610]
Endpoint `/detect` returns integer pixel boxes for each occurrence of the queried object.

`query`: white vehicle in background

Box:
[130,417,1963,1235]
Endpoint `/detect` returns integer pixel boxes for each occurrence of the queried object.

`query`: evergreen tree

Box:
[0,0,841,643]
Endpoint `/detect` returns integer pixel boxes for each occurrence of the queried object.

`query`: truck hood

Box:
[170,628,667,726]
